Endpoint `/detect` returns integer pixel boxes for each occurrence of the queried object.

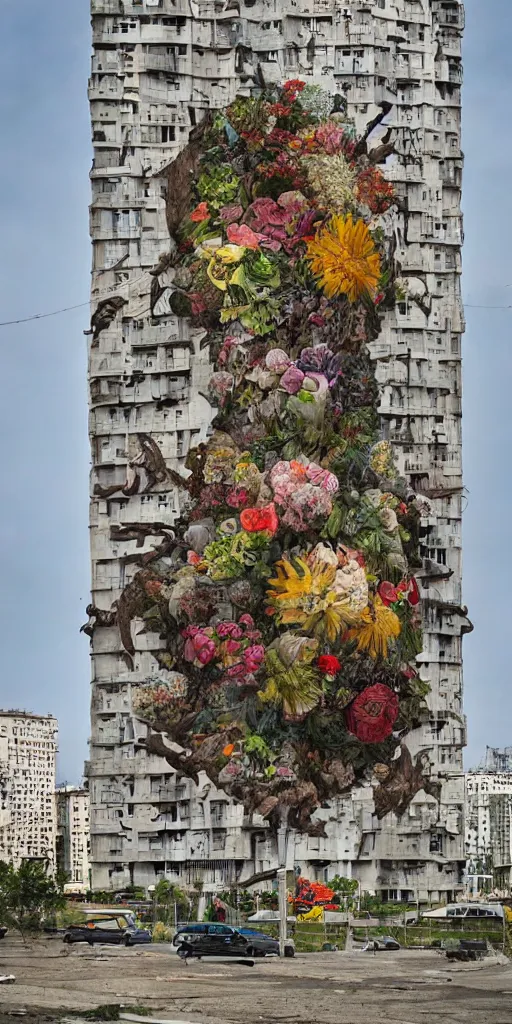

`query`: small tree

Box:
[0,861,65,939]
[153,878,187,906]
[55,868,71,893]
[153,878,189,926]
[327,876,359,896]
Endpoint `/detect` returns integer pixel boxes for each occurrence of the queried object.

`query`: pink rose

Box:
[181,625,201,638]
[243,644,265,671]
[265,348,292,373]
[239,614,254,628]
[216,622,243,639]
[225,639,242,655]
[226,486,250,509]
[219,203,244,224]
[196,638,216,665]
[227,223,264,249]
[227,662,246,677]
[280,365,305,394]
[306,463,339,494]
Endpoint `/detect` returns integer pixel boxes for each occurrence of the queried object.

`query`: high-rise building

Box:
[466,754,512,893]
[87,0,468,902]
[56,785,91,885]
[0,711,58,869]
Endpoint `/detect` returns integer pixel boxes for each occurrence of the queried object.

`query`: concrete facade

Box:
[0,711,58,869]
[466,755,512,892]
[56,786,91,885]
[87,0,468,902]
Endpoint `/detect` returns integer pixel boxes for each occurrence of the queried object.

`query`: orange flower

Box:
[223,743,235,757]
[240,502,279,535]
[190,201,210,222]
[289,460,308,479]
[305,214,381,303]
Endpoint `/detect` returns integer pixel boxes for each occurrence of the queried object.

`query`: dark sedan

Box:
[173,923,294,958]
[238,928,295,957]
[362,935,401,951]
[63,916,151,947]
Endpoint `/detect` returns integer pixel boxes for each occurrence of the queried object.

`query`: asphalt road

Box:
[0,936,511,1024]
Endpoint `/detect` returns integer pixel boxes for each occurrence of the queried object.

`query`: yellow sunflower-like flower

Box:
[305,214,381,303]
[346,596,400,659]
[266,546,362,643]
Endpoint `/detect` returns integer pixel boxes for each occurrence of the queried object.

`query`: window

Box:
[209,828,225,851]
[93,918,121,931]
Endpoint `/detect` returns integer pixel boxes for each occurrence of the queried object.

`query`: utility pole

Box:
[277,813,289,957]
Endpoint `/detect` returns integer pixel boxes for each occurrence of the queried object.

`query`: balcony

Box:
[432,1,465,30]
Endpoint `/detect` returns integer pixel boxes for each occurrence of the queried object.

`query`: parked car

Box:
[362,935,401,952]
[238,928,295,957]
[173,923,294,958]
[63,916,151,946]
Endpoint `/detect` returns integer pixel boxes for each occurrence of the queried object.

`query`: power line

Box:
[0,269,156,328]
[465,303,512,310]
[0,301,91,328]
[0,297,509,330]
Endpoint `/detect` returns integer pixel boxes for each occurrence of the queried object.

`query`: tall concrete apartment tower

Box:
[87,0,468,901]
[0,711,58,869]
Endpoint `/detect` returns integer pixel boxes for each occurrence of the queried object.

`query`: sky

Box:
[0,1,507,782]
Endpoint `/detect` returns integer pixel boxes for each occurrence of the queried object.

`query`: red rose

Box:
[345,684,399,744]
[378,581,398,606]
[317,655,341,677]
[407,577,420,607]
[397,577,420,607]
[240,502,279,536]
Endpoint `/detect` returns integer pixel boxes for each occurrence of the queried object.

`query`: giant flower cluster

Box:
[125,82,429,833]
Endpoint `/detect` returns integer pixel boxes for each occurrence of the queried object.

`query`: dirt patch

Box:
[0,937,511,1024]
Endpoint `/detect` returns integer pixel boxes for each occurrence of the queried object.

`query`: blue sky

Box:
[0,1,505,781]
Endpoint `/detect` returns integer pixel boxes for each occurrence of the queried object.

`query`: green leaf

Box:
[325,503,344,540]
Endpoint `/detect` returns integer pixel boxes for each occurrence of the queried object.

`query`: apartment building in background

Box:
[0,711,58,869]
[86,0,468,902]
[56,785,91,885]
[466,749,512,893]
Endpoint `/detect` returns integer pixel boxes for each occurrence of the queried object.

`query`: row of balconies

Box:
[89,374,193,408]
[89,344,190,377]
[92,0,190,12]
[90,350,190,380]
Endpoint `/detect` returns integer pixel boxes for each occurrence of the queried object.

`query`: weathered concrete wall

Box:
[87,0,467,901]
[0,712,58,869]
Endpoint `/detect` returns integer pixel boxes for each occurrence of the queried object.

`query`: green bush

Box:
[0,861,65,937]
[89,890,114,904]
